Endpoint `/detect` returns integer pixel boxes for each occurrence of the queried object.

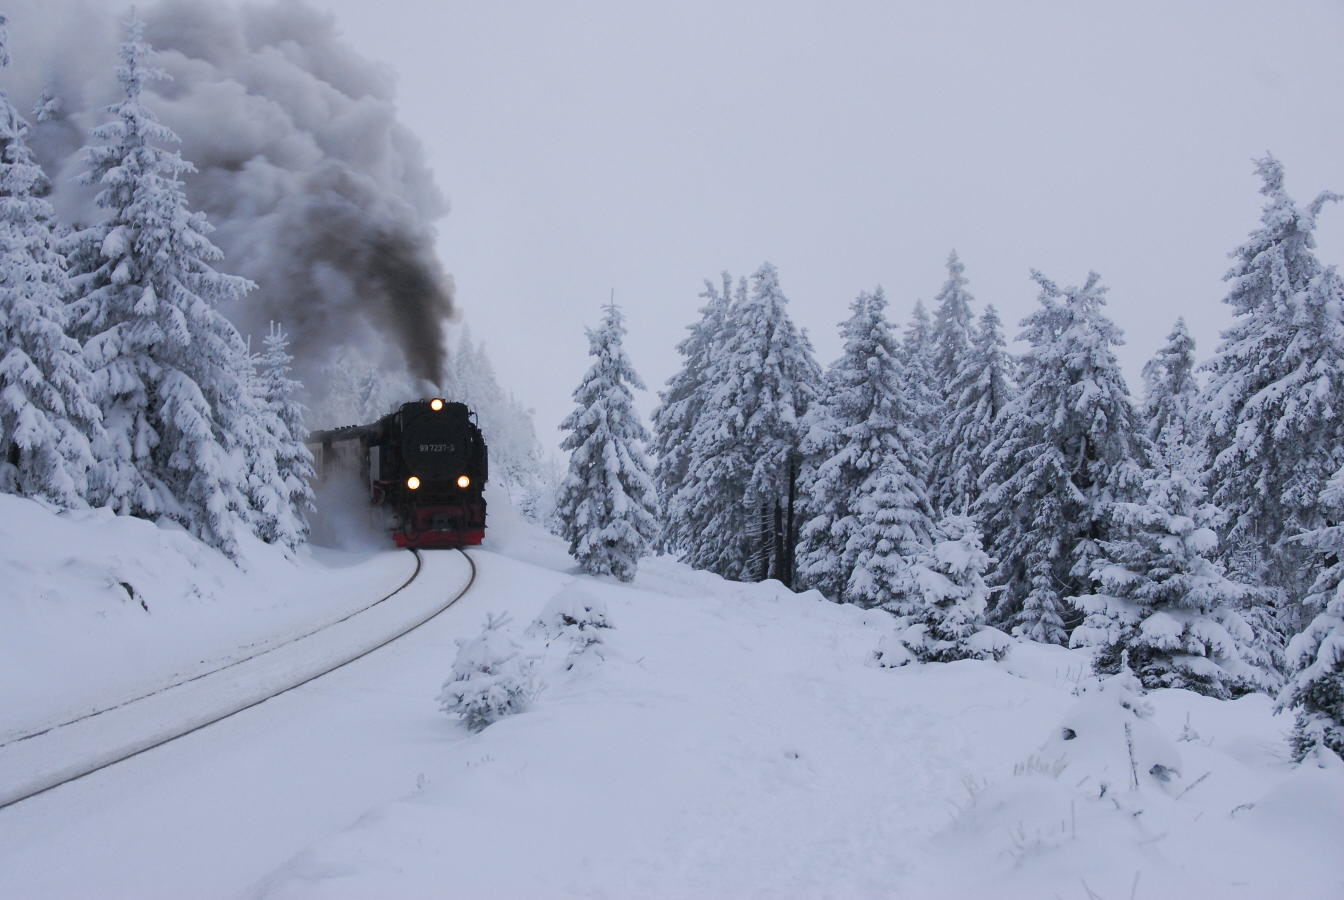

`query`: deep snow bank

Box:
[1,493,1339,898]
[253,512,1344,899]
[0,494,413,740]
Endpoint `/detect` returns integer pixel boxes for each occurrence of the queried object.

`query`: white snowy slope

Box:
[1,496,1342,899]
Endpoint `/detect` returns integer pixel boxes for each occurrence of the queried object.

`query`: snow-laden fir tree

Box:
[438,613,538,732]
[794,287,921,603]
[1140,318,1200,459]
[62,17,258,554]
[1282,461,1344,760]
[252,322,313,549]
[843,447,935,610]
[1203,156,1344,609]
[899,299,940,446]
[651,273,734,554]
[529,583,613,670]
[929,251,975,392]
[931,303,1014,516]
[976,271,1145,643]
[675,263,820,583]
[1280,582,1344,761]
[1017,535,1069,645]
[554,302,658,582]
[231,362,289,551]
[794,288,882,600]
[926,252,977,514]
[1299,465,1344,623]
[31,89,59,124]
[0,17,103,508]
[874,515,1011,666]
[1070,448,1277,699]
[1040,650,1185,796]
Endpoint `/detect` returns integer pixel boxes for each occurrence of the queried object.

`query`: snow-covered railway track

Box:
[0,548,476,812]
[2,550,426,749]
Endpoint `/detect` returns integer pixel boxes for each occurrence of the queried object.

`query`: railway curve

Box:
[0,548,476,812]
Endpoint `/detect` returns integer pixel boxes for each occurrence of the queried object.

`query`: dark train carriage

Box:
[310,398,488,548]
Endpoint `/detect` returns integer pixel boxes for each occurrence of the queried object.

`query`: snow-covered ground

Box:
[1,496,1341,899]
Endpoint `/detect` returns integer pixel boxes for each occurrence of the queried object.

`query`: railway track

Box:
[2,550,425,749]
[0,547,476,812]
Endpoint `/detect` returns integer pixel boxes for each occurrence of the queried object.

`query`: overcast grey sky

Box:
[69,1,1344,448]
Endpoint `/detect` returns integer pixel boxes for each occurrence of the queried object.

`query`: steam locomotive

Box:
[310,398,488,548]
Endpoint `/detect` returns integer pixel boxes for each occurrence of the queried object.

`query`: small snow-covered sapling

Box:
[438,613,539,732]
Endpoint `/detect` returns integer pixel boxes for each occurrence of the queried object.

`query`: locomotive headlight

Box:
[429,398,445,411]
[406,476,422,490]
[456,475,471,489]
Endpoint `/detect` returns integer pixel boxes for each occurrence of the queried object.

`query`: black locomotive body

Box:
[310,399,488,548]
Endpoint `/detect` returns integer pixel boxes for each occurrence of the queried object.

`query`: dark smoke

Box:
[7,0,456,391]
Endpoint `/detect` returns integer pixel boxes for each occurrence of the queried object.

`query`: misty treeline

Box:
[557,156,1344,763]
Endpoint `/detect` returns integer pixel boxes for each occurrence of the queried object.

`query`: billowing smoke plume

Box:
[6,0,456,392]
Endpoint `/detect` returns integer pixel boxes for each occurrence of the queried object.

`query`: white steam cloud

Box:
[7,0,456,391]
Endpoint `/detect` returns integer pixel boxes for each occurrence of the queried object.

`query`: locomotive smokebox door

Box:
[401,402,470,482]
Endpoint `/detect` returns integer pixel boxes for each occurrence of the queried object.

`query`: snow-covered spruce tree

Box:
[438,613,538,732]
[1203,155,1344,609]
[1140,318,1200,459]
[1040,651,1185,796]
[1018,539,1068,645]
[795,287,920,603]
[876,515,1010,666]
[253,322,313,549]
[793,288,876,601]
[62,17,257,555]
[1282,461,1344,760]
[843,445,935,611]
[231,361,289,551]
[0,17,103,508]
[932,303,1014,516]
[651,273,734,554]
[1070,449,1277,699]
[529,583,613,670]
[976,271,1145,642]
[927,252,978,514]
[677,263,821,583]
[1280,583,1344,761]
[1300,465,1344,622]
[899,299,940,447]
[554,303,658,582]
[929,251,975,391]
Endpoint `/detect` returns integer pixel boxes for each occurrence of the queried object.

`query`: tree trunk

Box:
[755,502,772,583]
[783,452,798,589]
